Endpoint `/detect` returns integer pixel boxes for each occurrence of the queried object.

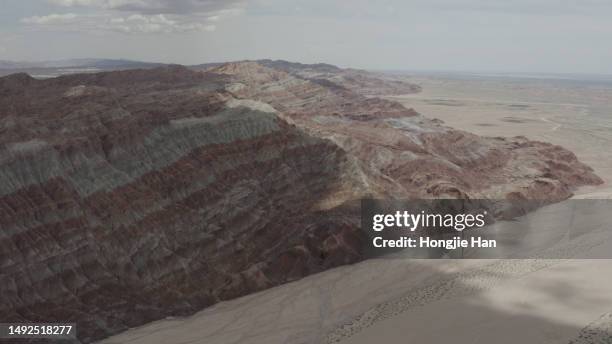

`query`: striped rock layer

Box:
[0,62,602,342]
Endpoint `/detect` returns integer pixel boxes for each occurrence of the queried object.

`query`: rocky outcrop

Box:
[0,66,367,343]
[197,59,422,97]
[256,59,422,96]
[0,62,602,343]
[209,61,601,200]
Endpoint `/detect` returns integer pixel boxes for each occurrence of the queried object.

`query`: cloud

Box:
[49,0,140,7]
[48,0,245,15]
[21,13,217,33]
[21,13,79,25]
[25,0,243,34]
[107,13,216,33]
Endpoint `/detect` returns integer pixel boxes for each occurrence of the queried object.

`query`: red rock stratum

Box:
[0,61,602,342]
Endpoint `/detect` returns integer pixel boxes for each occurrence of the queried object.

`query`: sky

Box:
[1,0,611,74]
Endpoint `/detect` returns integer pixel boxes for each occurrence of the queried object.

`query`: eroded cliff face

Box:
[209,61,602,200]
[0,62,602,342]
[0,67,368,342]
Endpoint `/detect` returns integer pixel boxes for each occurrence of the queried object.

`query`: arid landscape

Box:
[388,73,612,198]
[1,59,610,343]
[2,1,612,343]
[95,66,612,344]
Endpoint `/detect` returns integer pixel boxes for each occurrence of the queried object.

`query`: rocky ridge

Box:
[0,62,602,342]
[210,61,601,200]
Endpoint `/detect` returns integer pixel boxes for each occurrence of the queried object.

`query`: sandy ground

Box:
[98,259,491,344]
[100,75,612,344]
[100,224,612,344]
[340,258,612,344]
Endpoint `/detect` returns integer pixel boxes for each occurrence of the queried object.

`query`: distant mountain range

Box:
[0,58,165,69]
[3,59,612,84]
[0,58,353,79]
[0,58,165,78]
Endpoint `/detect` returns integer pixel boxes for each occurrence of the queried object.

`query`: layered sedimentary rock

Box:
[0,67,366,343]
[209,61,601,200]
[256,59,422,96]
[0,62,602,343]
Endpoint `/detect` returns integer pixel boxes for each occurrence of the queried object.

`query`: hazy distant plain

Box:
[390,73,612,198]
